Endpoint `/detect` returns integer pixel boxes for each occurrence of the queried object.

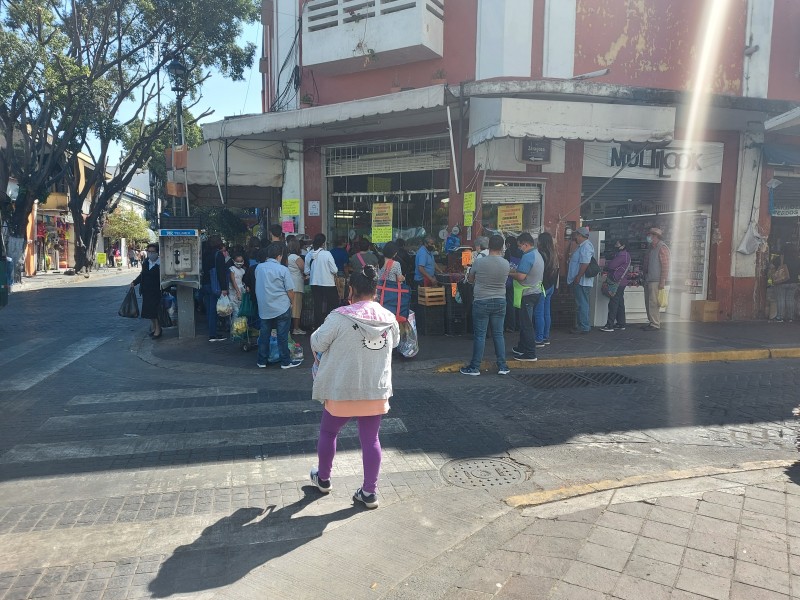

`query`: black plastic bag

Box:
[158,295,173,328]
[119,287,140,318]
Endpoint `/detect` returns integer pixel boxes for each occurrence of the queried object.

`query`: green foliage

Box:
[103,208,152,244]
[195,206,249,245]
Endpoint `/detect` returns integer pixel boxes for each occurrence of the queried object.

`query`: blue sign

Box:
[159,229,198,237]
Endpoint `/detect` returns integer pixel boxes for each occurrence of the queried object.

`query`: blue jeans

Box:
[573,284,591,331]
[534,286,553,342]
[257,308,292,366]
[202,284,219,337]
[469,297,507,369]
[517,294,540,356]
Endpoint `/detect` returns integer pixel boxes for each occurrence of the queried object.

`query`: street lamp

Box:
[166,58,187,146]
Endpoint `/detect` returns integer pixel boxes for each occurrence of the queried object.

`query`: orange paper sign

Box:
[461,250,473,267]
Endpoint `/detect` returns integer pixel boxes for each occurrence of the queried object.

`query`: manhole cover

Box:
[440,458,528,489]
[511,371,638,389]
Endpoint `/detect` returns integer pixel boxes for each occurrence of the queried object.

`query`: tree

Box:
[194,206,249,245]
[103,208,151,246]
[0,0,260,271]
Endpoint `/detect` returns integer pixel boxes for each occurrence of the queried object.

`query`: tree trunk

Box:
[10,188,35,240]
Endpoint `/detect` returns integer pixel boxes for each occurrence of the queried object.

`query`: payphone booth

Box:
[159,228,201,339]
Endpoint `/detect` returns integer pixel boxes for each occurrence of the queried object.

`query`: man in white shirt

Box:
[304,233,339,329]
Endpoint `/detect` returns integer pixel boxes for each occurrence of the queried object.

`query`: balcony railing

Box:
[303,0,444,75]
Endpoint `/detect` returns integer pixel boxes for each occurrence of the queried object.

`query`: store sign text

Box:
[610,147,703,179]
[582,142,724,184]
[771,204,800,217]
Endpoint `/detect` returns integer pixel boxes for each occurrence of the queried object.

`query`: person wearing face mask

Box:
[600,240,631,332]
[229,252,247,320]
[414,236,440,287]
[130,243,162,338]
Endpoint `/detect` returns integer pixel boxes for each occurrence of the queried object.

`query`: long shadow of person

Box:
[148,486,359,597]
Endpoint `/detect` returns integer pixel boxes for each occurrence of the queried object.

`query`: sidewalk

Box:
[11,266,127,292]
[208,463,800,599]
[139,316,800,376]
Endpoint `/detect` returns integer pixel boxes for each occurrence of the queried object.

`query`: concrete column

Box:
[731,128,764,278]
[176,285,195,339]
[282,140,304,233]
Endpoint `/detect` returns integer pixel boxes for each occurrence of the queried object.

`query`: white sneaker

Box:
[292,329,306,335]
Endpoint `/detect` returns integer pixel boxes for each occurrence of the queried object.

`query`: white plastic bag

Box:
[216,294,233,316]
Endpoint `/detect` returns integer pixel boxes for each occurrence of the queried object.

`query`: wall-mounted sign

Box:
[463,191,476,213]
[308,200,320,217]
[583,142,724,183]
[282,199,301,216]
[497,204,524,230]
[371,203,393,243]
[771,203,800,217]
[464,212,474,227]
[522,138,551,163]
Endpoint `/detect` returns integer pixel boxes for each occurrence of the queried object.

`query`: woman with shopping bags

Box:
[130,243,162,338]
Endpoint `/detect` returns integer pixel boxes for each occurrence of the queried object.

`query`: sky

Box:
[106,21,264,175]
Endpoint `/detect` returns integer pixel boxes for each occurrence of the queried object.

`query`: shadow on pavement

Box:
[148,487,358,597]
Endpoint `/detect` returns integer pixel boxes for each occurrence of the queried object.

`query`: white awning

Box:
[468,98,675,147]
[765,107,800,136]
[177,140,284,208]
[202,85,449,142]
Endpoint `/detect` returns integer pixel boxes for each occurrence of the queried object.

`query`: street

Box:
[1,276,799,599]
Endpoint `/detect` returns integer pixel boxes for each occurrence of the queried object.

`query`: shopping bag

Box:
[657,288,669,309]
[601,276,619,298]
[216,294,233,316]
[312,351,323,380]
[238,292,256,318]
[377,279,411,318]
[268,333,280,363]
[396,310,419,358]
[158,296,173,328]
[774,264,790,285]
[231,316,248,336]
[512,280,531,309]
[119,288,140,318]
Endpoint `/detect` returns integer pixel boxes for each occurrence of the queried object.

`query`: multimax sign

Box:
[583,142,724,184]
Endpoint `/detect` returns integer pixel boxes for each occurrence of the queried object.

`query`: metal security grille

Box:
[481,180,543,204]
[512,372,639,389]
[326,138,450,176]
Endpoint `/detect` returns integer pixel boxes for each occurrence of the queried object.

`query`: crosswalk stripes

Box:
[0,386,408,467]
[0,338,50,369]
[2,336,112,392]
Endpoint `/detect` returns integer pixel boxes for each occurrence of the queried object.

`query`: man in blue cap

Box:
[567,226,595,334]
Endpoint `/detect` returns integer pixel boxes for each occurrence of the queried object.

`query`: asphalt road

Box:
[0,275,797,599]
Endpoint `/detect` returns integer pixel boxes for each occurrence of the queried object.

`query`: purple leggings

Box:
[317,409,382,494]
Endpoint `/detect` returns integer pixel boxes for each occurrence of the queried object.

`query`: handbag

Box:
[584,256,601,278]
[216,294,233,316]
[774,264,790,285]
[512,279,531,308]
[118,287,140,318]
[376,260,411,318]
[601,258,631,298]
[158,295,173,328]
[396,310,419,358]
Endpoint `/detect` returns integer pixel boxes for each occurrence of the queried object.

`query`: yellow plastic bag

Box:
[657,288,668,309]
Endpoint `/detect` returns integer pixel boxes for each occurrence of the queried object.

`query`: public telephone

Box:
[159,228,201,289]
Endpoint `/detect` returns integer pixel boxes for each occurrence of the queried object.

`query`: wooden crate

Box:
[690,300,719,322]
[418,286,446,306]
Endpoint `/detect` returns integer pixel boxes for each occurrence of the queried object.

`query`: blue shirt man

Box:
[567,227,595,334]
[414,236,437,284]
[255,244,302,369]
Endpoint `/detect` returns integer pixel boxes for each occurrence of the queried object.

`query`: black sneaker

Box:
[516,355,538,362]
[512,346,524,356]
[600,326,615,332]
[535,342,546,348]
[614,325,626,331]
[353,487,379,509]
[310,467,332,493]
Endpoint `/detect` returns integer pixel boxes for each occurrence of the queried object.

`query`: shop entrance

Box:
[326,138,451,247]
[768,176,800,255]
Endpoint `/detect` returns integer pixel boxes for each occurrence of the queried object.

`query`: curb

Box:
[504,459,795,509]
[436,347,800,373]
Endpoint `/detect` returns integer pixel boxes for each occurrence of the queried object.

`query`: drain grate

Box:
[511,371,638,389]
[440,458,529,489]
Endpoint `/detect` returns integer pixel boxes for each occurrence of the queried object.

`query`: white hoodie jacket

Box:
[311,301,399,401]
[304,247,338,286]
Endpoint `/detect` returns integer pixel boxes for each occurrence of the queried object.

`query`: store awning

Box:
[468,98,675,147]
[202,85,450,142]
[763,143,800,168]
[177,140,284,208]
[765,106,800,136]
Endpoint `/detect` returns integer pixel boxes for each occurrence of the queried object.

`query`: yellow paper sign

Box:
[96,252,107,266]
[372,203,393,243]
[282,199,301,216]
[464,212,474,227]
[463,191,476,213]
[497,204,523,230]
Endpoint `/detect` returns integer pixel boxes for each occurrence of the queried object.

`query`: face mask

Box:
[646,235,653,244]
[234,261,244,268]
[615,246,622,252]
[147,252,158,261]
